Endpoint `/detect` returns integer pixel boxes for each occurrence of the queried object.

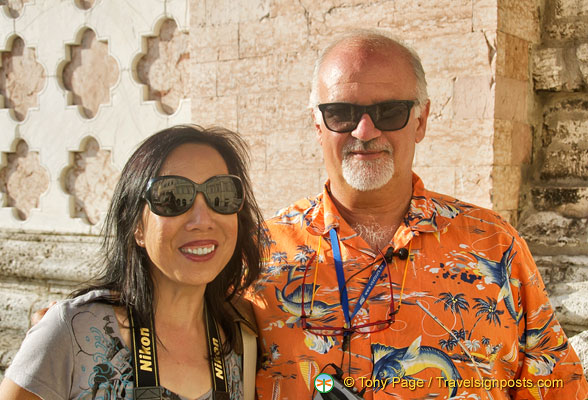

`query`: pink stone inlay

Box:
[136,19,190,115]
[64,137,119,225]
[0,36,46,121]
[0,0,31,18]
[0,140,50,220]
[62,29,119,119]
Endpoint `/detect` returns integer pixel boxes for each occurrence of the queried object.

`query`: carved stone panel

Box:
[0,36,46,121]
[63,137,119,225]
[61,29,119,119]
[136,19,190,115]
[0,140,50,220]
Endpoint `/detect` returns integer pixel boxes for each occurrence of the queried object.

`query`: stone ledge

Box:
[532,187,588,218]
[518,211,588,254]
[0,230,101,282]
[569,330,588,380]
[549,281,588,336]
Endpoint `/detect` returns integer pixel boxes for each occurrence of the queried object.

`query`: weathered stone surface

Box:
[473,0,498,32]
[191,24,238,62]
[239,14,309,58]
[497,0,540,42]
[577,43,588,84]
[136,19,191,115]
[64,137,120,225]
[216,56,279,96]
[545,0,588,39]
[0,36,46,121]
[549,281,588,334]
[494,120,532,166]
[532,187,588,218]
[62,28,119,119]
[0,231,101,282]
[0,328,23,375]
[495,76,528,122]
[492,165,521,211]
[413,166,456,198]
[416,33,494,79]
[533,47,583,91]
[496,32,529,81]
[0,140,50,220]
[191,95,238,131]
[518,211,588,253]
[452,75,494,119]
[541,148,588,181]
[536,255,588,288]
[569,330,588,378]
[455,167,493,209]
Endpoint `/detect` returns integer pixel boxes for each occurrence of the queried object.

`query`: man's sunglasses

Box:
[317,100,416,133]
[144,174,244,216]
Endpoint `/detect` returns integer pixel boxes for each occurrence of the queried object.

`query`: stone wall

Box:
[520,0,588,364]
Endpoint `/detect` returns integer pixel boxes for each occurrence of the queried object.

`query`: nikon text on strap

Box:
[128,304,230,400]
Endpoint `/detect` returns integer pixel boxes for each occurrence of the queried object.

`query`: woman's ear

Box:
[134,222,145,248]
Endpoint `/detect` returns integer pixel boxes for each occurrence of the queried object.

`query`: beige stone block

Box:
[315,2,394,37]
[473,0,498,32]
[415,33,494,79]
[497,0,540,43]
[239,14,309,58]
[554,0,588,18]
[491,165,521,211]
[496,31,529,81]
[412,166,455,197]
[238,0,271,22]
[275,49,315,92]
[256,166,324,218]
[550,119,588,147]
[191,24,238,61]
[384,1,472,40]
[269,0,306,17]
[191,61,217,97]
[455,166,493,208]
[191,95,238,130]
[275,89,314,129]
[494,119,532,166]
[266,127,321,171]
[532,47,581,91]
[427,78,454,121]
[541,146,588,180]
[494,76,527,122]
[577,43,588,84]
[545,18,588,40]
[452,75,495,119]
[199,0,240,25]
[238,92,280,133]
[417,127,494,168]
[216,56,279,96]
[237,133,266,174]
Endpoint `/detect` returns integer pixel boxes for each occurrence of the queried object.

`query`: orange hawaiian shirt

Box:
[251,174,588,400]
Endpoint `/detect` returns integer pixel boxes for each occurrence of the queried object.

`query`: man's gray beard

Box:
[341,140,395,191]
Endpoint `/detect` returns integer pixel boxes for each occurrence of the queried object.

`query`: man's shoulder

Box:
[421,186,516,230]
[265,193,322,228]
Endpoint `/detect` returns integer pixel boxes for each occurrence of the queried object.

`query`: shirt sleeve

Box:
[509,234,588,399]
[5,302,75,400]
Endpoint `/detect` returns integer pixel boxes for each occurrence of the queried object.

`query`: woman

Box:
[0,125,266,400]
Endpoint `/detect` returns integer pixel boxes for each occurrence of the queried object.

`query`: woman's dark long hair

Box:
[74,124,266,351]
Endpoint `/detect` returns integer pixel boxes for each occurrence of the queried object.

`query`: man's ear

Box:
[312,109,323,145]
[415,100,430,144]
[134,222,145,248]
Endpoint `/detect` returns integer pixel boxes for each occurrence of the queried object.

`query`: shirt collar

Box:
[304,173,467,237]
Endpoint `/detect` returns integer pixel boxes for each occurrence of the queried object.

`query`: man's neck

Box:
[329,175,413,251]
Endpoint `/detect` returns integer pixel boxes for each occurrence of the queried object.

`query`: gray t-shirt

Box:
[6,290,242,400]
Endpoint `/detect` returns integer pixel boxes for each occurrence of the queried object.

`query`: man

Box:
[250,30,588,399]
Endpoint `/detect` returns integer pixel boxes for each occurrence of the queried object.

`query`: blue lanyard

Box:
[329,228,387,329]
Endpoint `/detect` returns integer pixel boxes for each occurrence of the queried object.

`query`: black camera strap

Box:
[128,304,230,400]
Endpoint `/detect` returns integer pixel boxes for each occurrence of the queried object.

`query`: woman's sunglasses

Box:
[317,100,416,133]
[144,174,244,216]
